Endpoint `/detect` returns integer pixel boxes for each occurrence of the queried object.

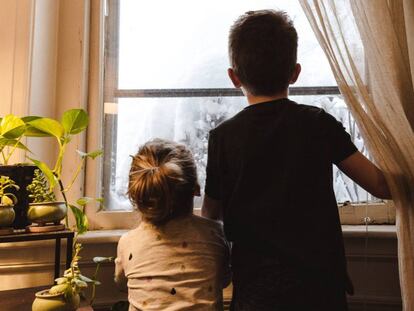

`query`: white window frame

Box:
[85,0,394,230]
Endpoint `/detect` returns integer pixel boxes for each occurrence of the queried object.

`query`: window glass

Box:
[105,95,376,211]
[118,0,336,89]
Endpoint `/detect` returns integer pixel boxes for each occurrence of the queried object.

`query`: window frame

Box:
[85,0,394,230]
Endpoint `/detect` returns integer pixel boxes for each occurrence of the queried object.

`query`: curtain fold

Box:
[299,0,414,309]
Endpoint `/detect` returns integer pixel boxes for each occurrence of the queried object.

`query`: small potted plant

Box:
[26,169,67,230]
[32,243,113,311]
[0,175,19,234]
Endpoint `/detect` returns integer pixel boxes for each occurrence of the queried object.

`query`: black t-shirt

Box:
[205,98,357,284]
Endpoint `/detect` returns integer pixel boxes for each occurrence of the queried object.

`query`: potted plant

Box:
[26,169,67,229]
[27,109,106,309]
[24,109,102,232]
[0,175,19,234]
[32,243,113,311]
[0,114,37,229]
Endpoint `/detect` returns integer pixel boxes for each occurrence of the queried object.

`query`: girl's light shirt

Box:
[115,214,231,311]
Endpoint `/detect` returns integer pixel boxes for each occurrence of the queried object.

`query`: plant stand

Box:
[0,227,13,235]
[26,223,65,233]
[0,230,74,280]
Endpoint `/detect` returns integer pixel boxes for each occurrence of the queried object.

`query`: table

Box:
[0,230,75,280]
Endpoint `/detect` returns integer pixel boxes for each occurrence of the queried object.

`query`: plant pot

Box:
[0,204,15,227]
[0,164,36,228]
[27,202,67,225]
[32,289,80,311]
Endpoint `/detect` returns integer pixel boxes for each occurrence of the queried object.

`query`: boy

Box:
[202,10,391,311]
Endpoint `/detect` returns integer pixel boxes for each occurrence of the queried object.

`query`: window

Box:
[100,0,390,222]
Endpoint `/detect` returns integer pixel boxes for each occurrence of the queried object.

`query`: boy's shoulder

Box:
[190,214,223,231]
[212,99,326,135]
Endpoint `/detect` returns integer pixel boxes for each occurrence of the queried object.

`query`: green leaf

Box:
[0,115,26,139]
[78,274,95,283]
[93,256,114,264]
[76,149,103,160]
[49,283,69,295]
[21,116,42,123]
[69,204,89,234]
[0,138,31,152]
[76,197,94,206]
[22,117,51,137]
[1,196,14,206]
[55,277,69,285]
[73,279,88,288]
[61,109,89,135]
[28,157,57,190]
[27,118,64,140]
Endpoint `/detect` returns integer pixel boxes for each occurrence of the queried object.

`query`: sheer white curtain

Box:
[299,0,414,309]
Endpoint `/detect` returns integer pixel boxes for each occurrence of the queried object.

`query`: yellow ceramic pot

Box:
[32,289,80,311]
[0,204,15,227]
[27,202,67,225]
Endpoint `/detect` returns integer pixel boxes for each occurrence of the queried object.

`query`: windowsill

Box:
[342,225,397,238]
[78,225,396,242]
[78,225,397,244]
[0,225,397,250]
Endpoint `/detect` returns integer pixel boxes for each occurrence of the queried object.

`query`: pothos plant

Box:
[0,175,19,206]
[50,243,113,307]
[0,114,30,165]
[24,108,103,234]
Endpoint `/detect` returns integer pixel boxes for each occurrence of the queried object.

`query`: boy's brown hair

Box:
[128,139,198,225]
[229,10,298,96]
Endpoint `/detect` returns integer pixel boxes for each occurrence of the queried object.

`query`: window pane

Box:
[117,0,336,89]
[103,95,376,211]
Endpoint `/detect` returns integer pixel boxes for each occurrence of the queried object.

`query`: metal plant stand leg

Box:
[66,234,73,269]
[54,237,61,280]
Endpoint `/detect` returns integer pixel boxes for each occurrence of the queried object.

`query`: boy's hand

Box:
[337,151,392,200]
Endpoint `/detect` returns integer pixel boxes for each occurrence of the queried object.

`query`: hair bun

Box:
[128,139,198,225]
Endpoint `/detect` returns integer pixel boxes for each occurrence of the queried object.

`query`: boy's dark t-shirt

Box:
[205,98,357,297]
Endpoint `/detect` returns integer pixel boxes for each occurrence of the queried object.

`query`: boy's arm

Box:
[337,151,392,200]
[202,195,223,221]
[203,130,224,220]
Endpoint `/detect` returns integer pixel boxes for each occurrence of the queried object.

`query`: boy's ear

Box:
[289,63,302,85]
[228,68,242,88]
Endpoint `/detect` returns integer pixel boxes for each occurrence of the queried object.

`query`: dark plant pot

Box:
[0,164,36,229]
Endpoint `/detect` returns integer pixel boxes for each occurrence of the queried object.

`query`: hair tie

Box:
[129,166,159,177]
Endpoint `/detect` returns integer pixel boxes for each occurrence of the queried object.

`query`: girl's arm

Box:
[114,237,128,292]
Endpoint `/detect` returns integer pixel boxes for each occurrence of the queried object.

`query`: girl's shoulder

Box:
[118,223,145,244]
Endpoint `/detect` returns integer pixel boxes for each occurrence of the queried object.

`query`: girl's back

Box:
[116,215,230,311]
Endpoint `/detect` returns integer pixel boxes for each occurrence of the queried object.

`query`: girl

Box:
[115,139,230,310]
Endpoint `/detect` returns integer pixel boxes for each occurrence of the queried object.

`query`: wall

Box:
[0,228,402,310]
[0,0,34,163]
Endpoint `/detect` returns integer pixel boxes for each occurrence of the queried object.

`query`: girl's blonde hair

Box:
[128,139,198,225]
